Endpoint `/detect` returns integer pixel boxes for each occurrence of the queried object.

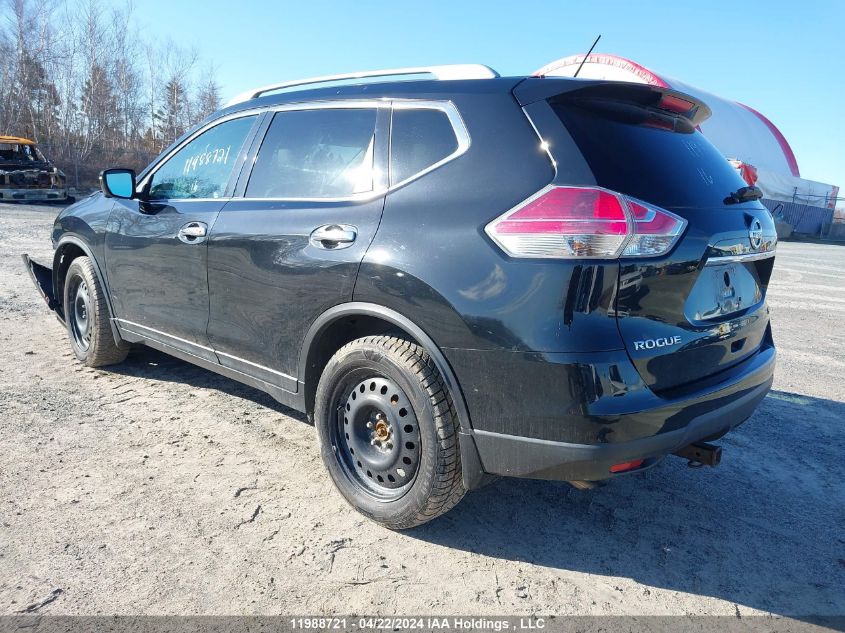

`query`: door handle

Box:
[310,224,357,249]
[178,221,208,244]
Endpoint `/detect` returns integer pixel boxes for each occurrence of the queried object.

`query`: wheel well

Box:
[53,242,86,316]
[303,314,418,418]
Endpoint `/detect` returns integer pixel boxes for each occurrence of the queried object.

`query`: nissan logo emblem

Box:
[749,218,763,250]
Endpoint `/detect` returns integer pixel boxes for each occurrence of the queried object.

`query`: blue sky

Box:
[133,0,843,190]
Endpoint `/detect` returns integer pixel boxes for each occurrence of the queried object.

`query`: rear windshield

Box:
[551,100,751,210]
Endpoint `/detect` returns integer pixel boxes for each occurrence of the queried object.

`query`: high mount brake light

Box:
[485,186,687,259]
[659,94,696,115]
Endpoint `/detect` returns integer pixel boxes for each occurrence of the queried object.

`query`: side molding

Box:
[299,302,487,489]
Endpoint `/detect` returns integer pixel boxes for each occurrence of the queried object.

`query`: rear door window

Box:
[390,108,458,185]
[551,100,750,210]
[245,108,377,199]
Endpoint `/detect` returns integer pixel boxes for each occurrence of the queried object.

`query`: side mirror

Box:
[100,168,136,199]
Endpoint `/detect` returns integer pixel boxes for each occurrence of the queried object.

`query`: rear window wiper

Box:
[724,185,763,205]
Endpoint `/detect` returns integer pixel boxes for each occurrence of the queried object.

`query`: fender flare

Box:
[53,234,123,346]
[299,302,487,489]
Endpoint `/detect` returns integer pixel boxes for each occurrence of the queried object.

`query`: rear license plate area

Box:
[684,263,762,322]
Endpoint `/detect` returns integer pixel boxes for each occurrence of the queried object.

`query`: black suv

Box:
[23,64,777,529]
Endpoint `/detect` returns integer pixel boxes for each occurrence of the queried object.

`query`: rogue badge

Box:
[633,335,682,351]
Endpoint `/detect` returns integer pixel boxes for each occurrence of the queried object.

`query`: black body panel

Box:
[522,83,778,392]
[52,192,114,266]
[205,106,390,388]
[472,343,774,481]
[105,198,225,360]
[207,196,386,388]
[446,328,774,445]
[354,90,624,355]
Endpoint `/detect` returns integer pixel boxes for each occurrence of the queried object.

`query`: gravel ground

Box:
[0,202,843,617]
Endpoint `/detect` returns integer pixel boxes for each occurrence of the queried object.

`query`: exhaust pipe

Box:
[568,480,603,490]
[673,442,722,468]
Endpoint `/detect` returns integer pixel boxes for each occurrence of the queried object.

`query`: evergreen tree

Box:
[80,62,117,151]
[162,75,189,145]
[195,76,221,121]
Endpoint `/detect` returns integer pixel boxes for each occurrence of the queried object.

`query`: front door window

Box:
[148,115,257,200]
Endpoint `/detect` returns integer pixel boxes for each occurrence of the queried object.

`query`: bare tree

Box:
[109,1,143,146]
[0,0,61,139]
[0,0,223,185]
[194,65,222,121]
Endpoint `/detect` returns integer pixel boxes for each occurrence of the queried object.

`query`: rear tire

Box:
[314,335,465,529]
[63,256,128,367]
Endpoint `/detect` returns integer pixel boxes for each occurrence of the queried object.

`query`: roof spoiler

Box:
[513,78,712,126]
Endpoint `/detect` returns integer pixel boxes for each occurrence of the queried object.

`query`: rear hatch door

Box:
[531,82,777,392]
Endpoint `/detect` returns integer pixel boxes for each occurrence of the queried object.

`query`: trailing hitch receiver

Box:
[673,442,722,468]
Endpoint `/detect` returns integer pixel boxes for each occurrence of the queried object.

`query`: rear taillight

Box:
[609,459,644,473]
[485,185,686,259]
[622,197,686,257]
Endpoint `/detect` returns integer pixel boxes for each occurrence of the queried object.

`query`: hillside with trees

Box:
[0,0,223,186]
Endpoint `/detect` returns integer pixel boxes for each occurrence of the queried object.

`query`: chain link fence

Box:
[761,198,835,236]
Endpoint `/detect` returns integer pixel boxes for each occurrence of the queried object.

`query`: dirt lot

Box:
[1,202,843,617]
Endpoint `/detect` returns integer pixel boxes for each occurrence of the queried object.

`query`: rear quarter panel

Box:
[354,90,624,355]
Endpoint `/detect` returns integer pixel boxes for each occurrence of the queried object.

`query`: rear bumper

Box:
[473,366,771,481]
[0,187,68,201]
[446,337,775,482]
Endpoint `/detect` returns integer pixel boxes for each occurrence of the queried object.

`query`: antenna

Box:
[573,34,601,78]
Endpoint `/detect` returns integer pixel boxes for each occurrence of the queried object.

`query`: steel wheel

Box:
[315,335,466,528]
[61,256,129,367]
[68,275,92,352]
[333,375,421,500]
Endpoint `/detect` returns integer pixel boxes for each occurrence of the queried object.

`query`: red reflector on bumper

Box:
[610,459,644,473]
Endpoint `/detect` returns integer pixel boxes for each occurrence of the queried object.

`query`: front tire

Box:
[314,335,465,529]
[63,256,128,367]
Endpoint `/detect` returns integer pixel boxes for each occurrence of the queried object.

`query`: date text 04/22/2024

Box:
[289,616,547,631]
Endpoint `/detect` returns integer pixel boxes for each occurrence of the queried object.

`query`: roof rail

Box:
[225,64,500,106]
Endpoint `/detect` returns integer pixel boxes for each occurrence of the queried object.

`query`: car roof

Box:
[217,77,527,117]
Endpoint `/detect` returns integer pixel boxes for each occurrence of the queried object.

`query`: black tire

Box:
[63,256,128,367]
[314,335,465,529]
